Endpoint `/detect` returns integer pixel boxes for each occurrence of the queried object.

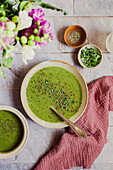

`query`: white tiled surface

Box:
[60,17,113,53]
[74,0,113,16]
[33,0,73,16]
[0,1,113,170]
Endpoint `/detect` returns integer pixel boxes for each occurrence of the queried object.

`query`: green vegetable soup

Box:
[0,110,23,152]
[26,66,82,123]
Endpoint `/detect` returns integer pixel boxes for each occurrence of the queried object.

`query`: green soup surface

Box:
[26,66,82,123]
[0,110,23,152]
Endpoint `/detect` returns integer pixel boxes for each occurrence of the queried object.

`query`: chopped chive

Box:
[50,83,54,86]
[61,106,65,109]
[63,97,67,101]
[45,81,49,85]
[58,99,61,103]
[60,99,63,102]
[64,101,68,104]
[51,88,54,92]
[60,90,64,94]
[44,85,48,88]
[49,89,54,93]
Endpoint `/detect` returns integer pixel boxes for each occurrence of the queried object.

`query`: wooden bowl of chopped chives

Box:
[78,44,103,69]
[64,25,87,48]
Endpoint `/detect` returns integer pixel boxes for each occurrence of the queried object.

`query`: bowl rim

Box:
[64,25,87,48]
[78,44,103,69]
[20,60,88,129]
[0,105,29,159]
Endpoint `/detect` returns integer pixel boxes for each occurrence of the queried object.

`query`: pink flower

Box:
[29,8,45,21]
[0,19,16,47]
[19,8,54,48]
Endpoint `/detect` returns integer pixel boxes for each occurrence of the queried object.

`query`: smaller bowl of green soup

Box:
[0,106,29,159]
[21,61,88,129]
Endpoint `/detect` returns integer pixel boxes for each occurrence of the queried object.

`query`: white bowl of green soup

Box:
[21,61,88,128]
[0,106,29,159]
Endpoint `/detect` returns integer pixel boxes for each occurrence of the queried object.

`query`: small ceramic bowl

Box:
[64,25,87,48]
[78,44,103,69]
[0,106,29,159]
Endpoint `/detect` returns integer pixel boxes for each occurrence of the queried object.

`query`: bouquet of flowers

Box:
[0,0,67,78]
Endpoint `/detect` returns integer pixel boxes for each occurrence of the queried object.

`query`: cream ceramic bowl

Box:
[0,106,29,159]
[21,60,88,129]
[78,44,103,69]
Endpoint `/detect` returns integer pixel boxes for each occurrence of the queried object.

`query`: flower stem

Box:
[0,40,7,50]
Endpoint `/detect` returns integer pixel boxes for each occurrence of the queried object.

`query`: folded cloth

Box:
[34,76,113,170]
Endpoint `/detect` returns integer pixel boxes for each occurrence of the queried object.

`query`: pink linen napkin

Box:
[35,76,113,170]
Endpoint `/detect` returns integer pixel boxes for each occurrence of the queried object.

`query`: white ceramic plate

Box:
[0,106,29,159]
[106,32,113,54]
[21,60,88,128]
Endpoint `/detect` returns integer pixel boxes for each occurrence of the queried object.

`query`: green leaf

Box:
[15,0,20,3]
[3,57,13,68]
[6,0,14,6]
[19,1,33,11]
[2,49,6,58]
[23,0,67,15]
[26,0,42,4]
[0,65,6,79]
[0,0,18,19]
[39,3,67,15]
[0,9,6,17]
[18,0,41,5]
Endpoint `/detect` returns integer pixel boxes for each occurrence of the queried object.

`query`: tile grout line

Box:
[73,0,75,15]
[46,16,113,18]
[59,14,62,53]
[0,52,110,55]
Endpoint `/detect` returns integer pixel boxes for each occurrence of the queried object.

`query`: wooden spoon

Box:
[50,106,87,138]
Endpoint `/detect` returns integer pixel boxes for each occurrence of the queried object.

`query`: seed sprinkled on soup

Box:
[26,66,82,123]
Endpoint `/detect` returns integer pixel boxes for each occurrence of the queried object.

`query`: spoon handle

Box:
[50,106,87,138]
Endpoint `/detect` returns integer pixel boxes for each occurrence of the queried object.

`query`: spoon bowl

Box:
[50,106,87,138]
